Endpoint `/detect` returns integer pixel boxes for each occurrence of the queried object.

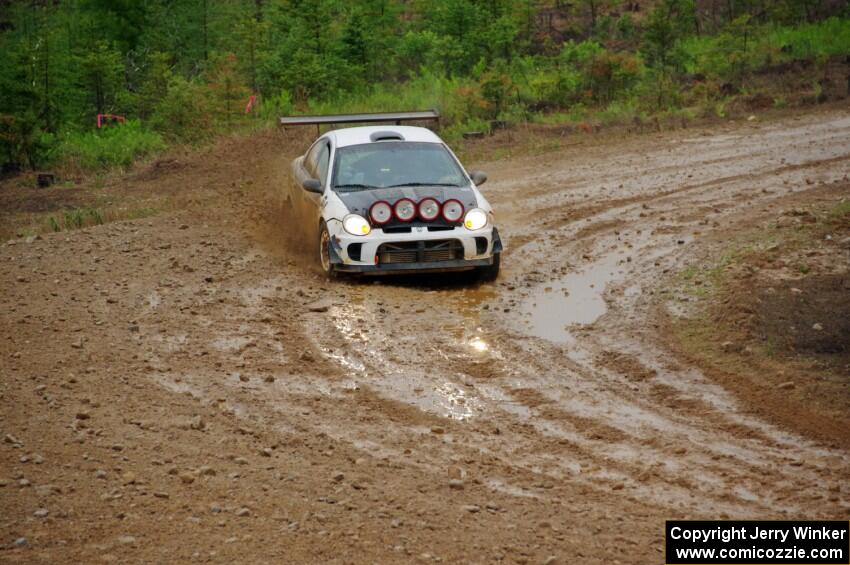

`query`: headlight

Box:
[442,199,464,222]
[418,198,440,221]
[394,198,416,222]
[343,214,371,236]
[369,201,392,225]
[463,208,488,230]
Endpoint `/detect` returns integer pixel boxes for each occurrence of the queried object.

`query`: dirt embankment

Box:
[2,109,849,563]
[667,192,850,448]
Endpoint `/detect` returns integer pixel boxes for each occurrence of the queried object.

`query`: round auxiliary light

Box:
[464,208,488,231]
[418,198,440,221]
[343,214,371,236]
[394,198,416,222]
[369,201,392,225]
[442,199,464,223]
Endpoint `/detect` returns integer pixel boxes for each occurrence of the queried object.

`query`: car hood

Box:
[335,185,478,217]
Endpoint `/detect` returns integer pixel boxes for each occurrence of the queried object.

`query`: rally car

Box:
[284,124,502,279]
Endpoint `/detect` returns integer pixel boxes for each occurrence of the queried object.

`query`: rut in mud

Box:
[1,111,848,563]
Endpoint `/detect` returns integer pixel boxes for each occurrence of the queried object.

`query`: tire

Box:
[477,252,500,282]
[318,222,338,279]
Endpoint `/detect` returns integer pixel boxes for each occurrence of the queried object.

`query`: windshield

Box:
[332,142,467,191]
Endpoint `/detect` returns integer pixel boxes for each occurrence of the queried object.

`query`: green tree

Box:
[641,0,695,108]
[77,41,125,118]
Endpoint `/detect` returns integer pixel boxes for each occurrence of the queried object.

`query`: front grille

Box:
[377,239,463,265]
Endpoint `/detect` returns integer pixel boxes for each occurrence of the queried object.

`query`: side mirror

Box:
[302,178,323,193]
[469,170,487,186]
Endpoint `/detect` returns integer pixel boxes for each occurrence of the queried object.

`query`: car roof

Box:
[326,125,443,148]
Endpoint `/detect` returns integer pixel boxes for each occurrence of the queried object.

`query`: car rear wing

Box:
[279,110,440,134]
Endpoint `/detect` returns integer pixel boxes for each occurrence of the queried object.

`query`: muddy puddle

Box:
[517,255,617,344]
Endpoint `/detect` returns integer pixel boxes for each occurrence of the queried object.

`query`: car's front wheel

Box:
[477,253,500,282]
[318,221,338,278]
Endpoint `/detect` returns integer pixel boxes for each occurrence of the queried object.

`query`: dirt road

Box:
[2,110,849,563]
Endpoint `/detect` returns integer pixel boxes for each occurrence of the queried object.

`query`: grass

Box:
[681,17,850,80]
[47,207,105,232]
[39,205,160,235]
[53,120,166,173]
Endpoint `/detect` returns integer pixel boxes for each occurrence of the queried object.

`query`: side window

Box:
[316,143,330,185]
[304,140,324,177]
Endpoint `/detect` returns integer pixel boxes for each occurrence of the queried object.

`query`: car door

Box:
[291,138,329,221]
[306,141,330,215]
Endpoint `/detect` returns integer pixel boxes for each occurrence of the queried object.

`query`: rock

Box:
[298,351,314,363]
[179,224,189,230]
[812,323,823,331]
[198,466,216,476]
[448,479,464,490]
[259,448,273,457]
[117,536,136,545]
[4,434,21,445]
[778,381,796,390]
[75,411,90,420]
[263,375,275,383]
[153,492,170,499]
[236,507,251,517]
[179,472,195,484]
[189,416,206,430]
[430,426,445,435]
[34,508,48,517]
[95,469,107,479]
[122,471,136,485]
[543,557,559,565]
[721,341,742,353]
[306,299,332,313]
[462,504,480,513]
[331,472,345,482]
[238,374,249,383]
[14,537,27,547]
[71,338,83,349]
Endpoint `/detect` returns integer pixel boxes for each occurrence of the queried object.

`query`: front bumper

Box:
[328,222,503,274]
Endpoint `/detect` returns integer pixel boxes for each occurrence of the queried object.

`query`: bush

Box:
[150,76,214,142]
[56,120,165,171]
[0,113,62,172]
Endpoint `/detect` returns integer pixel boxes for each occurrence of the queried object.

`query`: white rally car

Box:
[285,124,502,279]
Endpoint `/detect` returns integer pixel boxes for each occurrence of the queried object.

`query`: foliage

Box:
[55,121,166,171]
[0,0,847,173]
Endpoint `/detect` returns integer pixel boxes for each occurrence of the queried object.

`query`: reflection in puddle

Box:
[469,336,489,352]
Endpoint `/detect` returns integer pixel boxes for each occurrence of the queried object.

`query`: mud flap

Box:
[328,235,344,265]
[492,227,504,254]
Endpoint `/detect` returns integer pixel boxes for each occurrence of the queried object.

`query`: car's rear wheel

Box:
[477,252,500,282]
[318,222,338,278]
